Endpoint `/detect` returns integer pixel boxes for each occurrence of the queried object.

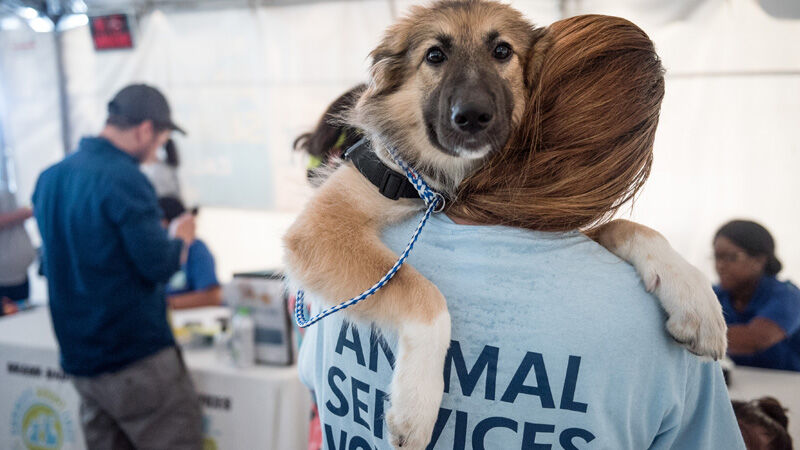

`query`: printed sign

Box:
[89,15,133,50]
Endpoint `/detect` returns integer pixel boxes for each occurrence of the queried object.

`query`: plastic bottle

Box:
[231,307,255,368]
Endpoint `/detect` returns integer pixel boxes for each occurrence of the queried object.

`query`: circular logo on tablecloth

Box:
[10,388,75,450]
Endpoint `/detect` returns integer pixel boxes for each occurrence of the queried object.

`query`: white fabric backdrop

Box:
[1,0,798,286]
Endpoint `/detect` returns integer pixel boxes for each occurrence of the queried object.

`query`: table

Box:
[0,306,311,450]
[727,365,800,442]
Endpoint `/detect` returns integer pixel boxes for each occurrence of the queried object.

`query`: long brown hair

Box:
[449,15,665,232]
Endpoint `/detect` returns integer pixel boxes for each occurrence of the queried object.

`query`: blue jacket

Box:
[33,137,182,376]
[715,275,800,371]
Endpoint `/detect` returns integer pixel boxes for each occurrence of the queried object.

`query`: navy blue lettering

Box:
[560,356,588,413]
[325,424,347,450]
[559,428,595,450]
[349,436,372,450]
[374,389,389,440]
[521,423,555,450]
[336,321,366,367]
[326,366,349,417]
[453,410,469,450]
[369,326,396,372]
[472,417,518,450]
[443,342,499,400]
[351,376,370,431]
[500,352,555,408]
[425,408,453,450]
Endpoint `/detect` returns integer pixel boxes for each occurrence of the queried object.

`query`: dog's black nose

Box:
[450,101,493,134]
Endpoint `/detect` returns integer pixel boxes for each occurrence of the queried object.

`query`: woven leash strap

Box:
[294,148,443,328]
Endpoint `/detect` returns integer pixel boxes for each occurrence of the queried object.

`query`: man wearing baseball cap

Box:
[32,84,203,449]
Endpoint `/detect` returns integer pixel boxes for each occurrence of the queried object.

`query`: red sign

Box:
[90,15,133,50]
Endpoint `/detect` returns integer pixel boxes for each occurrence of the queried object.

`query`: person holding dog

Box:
[713,220,800,372]
[32,84,204,449]
[298,13,744,450]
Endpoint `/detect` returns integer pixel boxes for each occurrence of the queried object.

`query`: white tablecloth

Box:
[727,365,800,442]
[0,306,311,450]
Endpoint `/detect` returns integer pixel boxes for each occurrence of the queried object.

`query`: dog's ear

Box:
[525,27,551,88]
[368,22,411,97]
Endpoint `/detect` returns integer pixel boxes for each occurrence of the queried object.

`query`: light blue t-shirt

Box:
[298,214,744,450]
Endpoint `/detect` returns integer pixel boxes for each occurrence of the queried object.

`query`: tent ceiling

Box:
[2,0,362,17]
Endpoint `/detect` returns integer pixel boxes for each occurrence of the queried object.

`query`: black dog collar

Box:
[344,138,421,201]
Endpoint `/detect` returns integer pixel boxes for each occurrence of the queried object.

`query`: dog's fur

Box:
[285,2,726,448]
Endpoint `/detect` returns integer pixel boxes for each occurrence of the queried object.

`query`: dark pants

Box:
[72,346,204,450]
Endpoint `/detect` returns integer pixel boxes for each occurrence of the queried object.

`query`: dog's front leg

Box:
[590,219,727,360]
[284,165,450,449]
[386,291,451,450]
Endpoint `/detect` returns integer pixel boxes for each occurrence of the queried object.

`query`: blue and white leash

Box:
[294,148,445,328]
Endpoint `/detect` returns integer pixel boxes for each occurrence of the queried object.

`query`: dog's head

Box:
[351,0,543,194]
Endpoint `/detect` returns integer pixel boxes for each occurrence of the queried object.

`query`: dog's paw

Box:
[386,404,438,450]
[386,370,443,450]
[650,259,728,361]
[387,313,450,449]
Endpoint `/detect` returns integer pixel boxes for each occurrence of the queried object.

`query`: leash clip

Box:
[431,192,446,213]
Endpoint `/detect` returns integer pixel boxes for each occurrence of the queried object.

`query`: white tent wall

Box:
[0,16,66,302]
[0,19,64,205]
[1,0,798,286]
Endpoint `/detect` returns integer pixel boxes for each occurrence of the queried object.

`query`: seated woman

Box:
[713,220,800,371]
[158,196,222,309]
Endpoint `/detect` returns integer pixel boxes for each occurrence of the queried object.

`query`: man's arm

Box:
[0,208,32,229]
[105,174,187,283]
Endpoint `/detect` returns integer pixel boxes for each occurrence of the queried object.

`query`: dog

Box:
[284,2,726,448]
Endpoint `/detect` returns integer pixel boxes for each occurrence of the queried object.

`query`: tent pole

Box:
[53,30,71,155]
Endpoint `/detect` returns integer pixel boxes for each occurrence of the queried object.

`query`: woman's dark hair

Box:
[158,196,186,223]
[293,84,366,166]
[164,139,180,167]
[715,220,782,276]
[732,397,792,450]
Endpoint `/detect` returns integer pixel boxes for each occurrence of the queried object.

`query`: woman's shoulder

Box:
[764,276,800,302]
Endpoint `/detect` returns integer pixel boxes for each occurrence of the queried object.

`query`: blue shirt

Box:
[298,214,744,449]
[714,276,800,372]
[32,137,182,376]
[166,239,219,296]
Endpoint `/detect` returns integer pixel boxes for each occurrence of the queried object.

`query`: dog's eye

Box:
[425,47,447,65]
[493,43,512,61]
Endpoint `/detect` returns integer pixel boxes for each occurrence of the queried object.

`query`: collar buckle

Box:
[379,170,406,200]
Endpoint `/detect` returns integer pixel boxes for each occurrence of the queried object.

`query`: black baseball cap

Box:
[107,84,186,134]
